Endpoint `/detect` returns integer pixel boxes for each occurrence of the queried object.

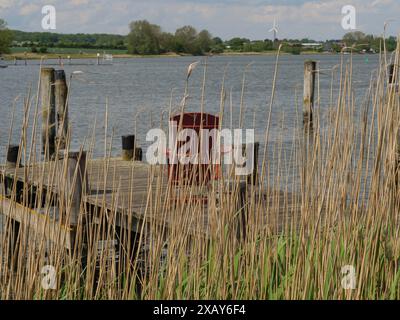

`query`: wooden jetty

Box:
[1,156,300,251]
[0,65,307,265]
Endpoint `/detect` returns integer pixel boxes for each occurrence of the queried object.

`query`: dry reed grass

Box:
[0,37,399,300]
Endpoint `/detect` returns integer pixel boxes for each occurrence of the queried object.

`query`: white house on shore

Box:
[301,43,323,48]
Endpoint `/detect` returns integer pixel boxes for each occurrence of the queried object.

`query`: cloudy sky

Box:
[0,0,399,40]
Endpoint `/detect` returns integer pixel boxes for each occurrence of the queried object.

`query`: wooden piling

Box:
[57,151,88,226]
[135,147,143,161]
[41,68,56,160]
[55,70,69,149]
[122,135,135,161]
[6,219,20,270]
[303,60,316,126]
[234,142,260,185]
[246,142,259,185]
[389,64,397,85]
[6,145,19,169]
[237,182,248,241]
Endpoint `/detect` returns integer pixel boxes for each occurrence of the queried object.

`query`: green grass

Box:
[10,47,128,55]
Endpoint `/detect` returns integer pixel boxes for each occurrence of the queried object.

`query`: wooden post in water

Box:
[55,70,69,150]
[389,64,398,87]
[246,142,259,185]
[122,135,135,161]
[135,147,143,161]
[41,68,56,160]
[6,218,20,270]
[234,142,260,185]
[4,145,20,196]
[6,145,19,169]
[58,151,88,226]
[303,60,316,127]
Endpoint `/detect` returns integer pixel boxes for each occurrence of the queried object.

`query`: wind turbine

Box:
[269,19,278,42]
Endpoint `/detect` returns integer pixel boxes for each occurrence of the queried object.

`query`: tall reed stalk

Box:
[0,38,399,300]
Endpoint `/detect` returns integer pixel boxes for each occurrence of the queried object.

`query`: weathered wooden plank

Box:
[0,195,74,250]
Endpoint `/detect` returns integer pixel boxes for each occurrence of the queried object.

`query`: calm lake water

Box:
[0,54,379,173]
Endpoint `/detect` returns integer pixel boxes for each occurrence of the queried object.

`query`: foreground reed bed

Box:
[0,37,399,300]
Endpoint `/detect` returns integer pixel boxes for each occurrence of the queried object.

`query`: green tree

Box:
[0,19,12,54]
[159,32,175,53]
[175,25,199,55]
[282,43,302,55]
[226,37,250,51]
[387,36,397,52]
[210,37,224,53]
[196,30,213,54]
[213,37,223,46]
[343,31,366,46]
[127,20,162,55]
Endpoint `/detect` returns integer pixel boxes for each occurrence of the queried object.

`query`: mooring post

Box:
[97,53,100,65]
[135,147,143,161]
[55,70,69,150]
[41,68,56,160]
[303,60,316,126]
[13,57,17,65]
[6,219,20,271]
[389,64,394,84]
[389,64,398,91]
[6,145,20,169]
[246,142,259,185]
[121,135,135,161]
[58,151,88,226]
[4,145,20,197]
[234,142,259,185]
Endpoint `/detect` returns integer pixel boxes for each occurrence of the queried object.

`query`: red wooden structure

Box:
[168,113,220,185]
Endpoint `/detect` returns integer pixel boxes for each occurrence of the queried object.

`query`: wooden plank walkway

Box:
[1,158,302,247]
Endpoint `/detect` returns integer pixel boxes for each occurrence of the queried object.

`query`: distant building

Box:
[301,43,322,48]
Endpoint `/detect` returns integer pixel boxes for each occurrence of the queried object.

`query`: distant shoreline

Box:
[2,50,380,61]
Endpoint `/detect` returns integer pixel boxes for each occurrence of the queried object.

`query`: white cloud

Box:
[371,0,393,8]
[1,0,399,39]
[19,3,39,16]
[70,0,90,5]
[0,0,16,9]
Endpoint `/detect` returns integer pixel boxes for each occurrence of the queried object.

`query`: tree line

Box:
[0,18,398,56]
[11,30,126,50]
[127,20,219,55]
[0,19,12,54]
